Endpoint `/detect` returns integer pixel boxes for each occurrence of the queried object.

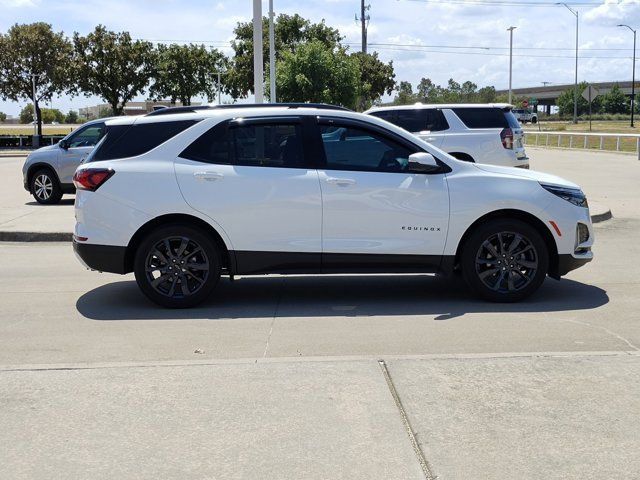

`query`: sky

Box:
[1,0,639,116]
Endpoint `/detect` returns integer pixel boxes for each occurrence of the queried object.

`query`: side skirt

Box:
[232,251,453,276]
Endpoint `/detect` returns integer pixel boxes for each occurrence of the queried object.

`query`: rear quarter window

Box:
[452,108,509,129]
[90,120,199,162]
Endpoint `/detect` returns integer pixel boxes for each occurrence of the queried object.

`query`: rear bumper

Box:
[73,240,128,274]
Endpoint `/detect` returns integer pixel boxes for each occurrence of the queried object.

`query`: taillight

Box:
[73,168,114,191]
[501,127,513,149]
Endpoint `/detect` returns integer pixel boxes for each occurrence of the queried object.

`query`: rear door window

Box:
[180,119,308,169]
[452,108,509,129]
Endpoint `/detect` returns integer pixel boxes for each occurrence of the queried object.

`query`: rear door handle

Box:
[194,172,223,181]
[325,177,356,186]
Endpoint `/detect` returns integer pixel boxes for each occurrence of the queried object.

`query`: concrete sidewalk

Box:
[0,150,617,242]
[2,353,639,480]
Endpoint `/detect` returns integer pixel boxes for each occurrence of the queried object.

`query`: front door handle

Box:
[325,177,356,186]
[194,172,223,181]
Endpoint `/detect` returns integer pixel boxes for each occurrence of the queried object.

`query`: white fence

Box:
[524,131,640,160]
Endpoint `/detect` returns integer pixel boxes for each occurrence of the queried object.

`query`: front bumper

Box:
[555,253,593,277]
[73,240,129,274]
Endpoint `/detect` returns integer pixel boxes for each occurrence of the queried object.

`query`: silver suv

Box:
[22,118,110,204]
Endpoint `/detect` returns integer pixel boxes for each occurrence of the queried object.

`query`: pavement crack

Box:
[561,318,639,352]
[261,277,285,359]
[378,359,436,480]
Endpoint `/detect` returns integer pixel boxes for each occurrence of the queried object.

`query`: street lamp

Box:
[507,26,517,105]
[558,3,579,124]
[618,24,636,128]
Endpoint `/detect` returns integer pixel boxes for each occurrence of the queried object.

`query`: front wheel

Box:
[30,168,63,204]
[461,219,549,302]
[134,224,221,308]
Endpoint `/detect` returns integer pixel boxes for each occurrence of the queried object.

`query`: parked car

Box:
[512,108,538,124]
[22,118,112,204]
[365,103,528,168]
[72,103,593,308]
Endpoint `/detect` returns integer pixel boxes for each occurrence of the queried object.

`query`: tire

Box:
[30,168,63,204]
[461,218,549,302]
[134,224,221,308]
[531,117,538,124]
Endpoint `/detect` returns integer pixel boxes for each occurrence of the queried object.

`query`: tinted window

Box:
[370,109,448,132]
[320,123,418,173]
[67,123,105,148]
[91,120,199,161]
[181,120,306,169]
[452,108,509,129]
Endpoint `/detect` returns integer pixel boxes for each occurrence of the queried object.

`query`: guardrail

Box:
[524,131,640,160]
[0,135,65,149]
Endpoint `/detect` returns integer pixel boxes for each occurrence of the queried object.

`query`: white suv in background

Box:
[73,103,592,308]
[366,103,528,168]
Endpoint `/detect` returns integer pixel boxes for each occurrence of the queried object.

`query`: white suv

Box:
[366,103,528,168]
[73,104,592,308]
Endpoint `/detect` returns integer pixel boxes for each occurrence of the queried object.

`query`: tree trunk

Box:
[111,100,121,116]
[34,100,42,137]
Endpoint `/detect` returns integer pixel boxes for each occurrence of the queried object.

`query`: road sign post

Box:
[582,85,600,132]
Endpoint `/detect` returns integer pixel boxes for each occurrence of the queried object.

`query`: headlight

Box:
[540,183,588,208]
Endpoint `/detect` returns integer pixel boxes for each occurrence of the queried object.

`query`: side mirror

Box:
[59,139,69,150]
[408,152,440,173]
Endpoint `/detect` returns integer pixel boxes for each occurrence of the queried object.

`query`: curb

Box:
[0,231,72,242]
[590,209,613,224]
[0,208,613,243]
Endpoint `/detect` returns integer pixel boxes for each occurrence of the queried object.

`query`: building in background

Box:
[79,100,202,119]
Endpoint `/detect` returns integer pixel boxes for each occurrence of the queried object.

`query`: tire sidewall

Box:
[134,224,221,308]
[461,218,549,302]
[31,168,63,204]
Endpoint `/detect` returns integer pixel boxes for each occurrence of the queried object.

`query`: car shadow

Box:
[76,274,609,321]
[25,198,74,206]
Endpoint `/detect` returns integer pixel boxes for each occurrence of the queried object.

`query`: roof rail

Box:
[146,103,351,116]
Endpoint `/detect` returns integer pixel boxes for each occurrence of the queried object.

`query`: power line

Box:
[401,0,615,6]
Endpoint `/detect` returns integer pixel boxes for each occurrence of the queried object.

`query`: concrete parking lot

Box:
[1,147,639,479]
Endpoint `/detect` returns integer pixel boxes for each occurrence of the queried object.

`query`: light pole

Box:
[269,0,276,103]
[252,0,264,103]
[507,26,517,105]
[558,3,579,123]
[618,24,636,128]
[31,74,40,148]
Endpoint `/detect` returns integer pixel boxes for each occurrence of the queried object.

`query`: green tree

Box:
[275,41,359,108]
[557,82,591,117]
[227,14,342,99]
[416,78,442,103]
[150,43,227,105]
[350,51,395,110]
[98,106,113,118]
[601,83,628,114]
[64,110,78,124]
[477,86,497,103]
[393,80,418,105]
[0,23,74,137]
[73,25,154,115]
[20,103,34,123]
[0,111,6,122]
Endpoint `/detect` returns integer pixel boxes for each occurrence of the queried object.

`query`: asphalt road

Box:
[1,147,639,479]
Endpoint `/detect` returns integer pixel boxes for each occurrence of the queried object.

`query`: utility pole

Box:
[355,0,370,53]
[252,0,264,103]
[31,74,40,149]
[618,24,636,128]
[507,26,516,105]
[269,0,276,103]
[558,3,579,123]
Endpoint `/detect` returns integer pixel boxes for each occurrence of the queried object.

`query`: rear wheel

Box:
[30,168,63,204]
[461,219,549,302]
[134,224,221,308]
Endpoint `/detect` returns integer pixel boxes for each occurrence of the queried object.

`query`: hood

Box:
[474,163,581,189]
[31,143,59,154]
